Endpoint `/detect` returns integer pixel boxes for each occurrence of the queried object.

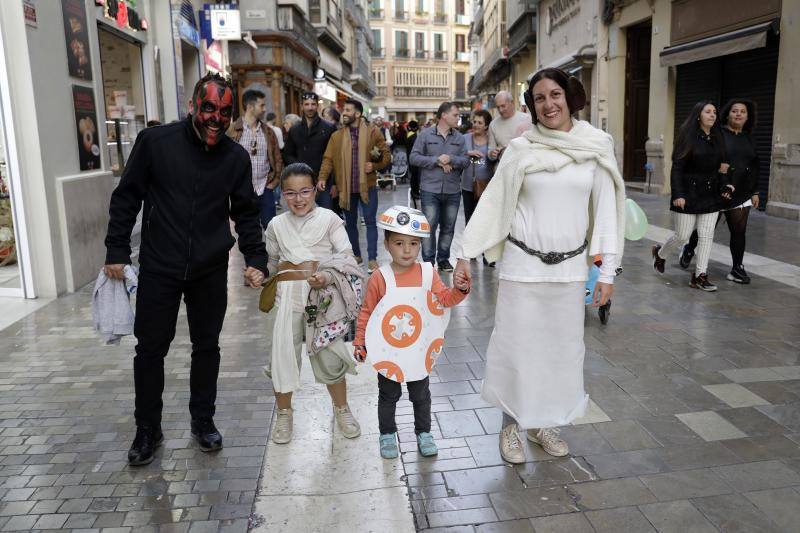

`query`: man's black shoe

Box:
[191,418,223,452]
[128,426,164,466]
[679,245,695,269]
[438,260,454,273]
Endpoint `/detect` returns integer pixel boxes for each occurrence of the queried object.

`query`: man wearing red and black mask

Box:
[103,73,268,466]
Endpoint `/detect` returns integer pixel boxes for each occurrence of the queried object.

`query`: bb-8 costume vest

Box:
[365,262,450,383]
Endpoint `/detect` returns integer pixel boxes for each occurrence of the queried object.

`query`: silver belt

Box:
[507,236,588,265]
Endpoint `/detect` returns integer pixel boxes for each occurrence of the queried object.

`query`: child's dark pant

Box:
[377,374,431,435]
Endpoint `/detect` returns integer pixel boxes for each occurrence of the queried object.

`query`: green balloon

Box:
[624,198,648,241]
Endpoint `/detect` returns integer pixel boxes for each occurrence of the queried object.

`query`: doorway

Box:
[623,20,651,182]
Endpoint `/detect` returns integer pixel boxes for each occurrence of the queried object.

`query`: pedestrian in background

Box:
[488,90,531,162]
[406,120,421,204]
[104,73,267,466]
[227,88,283,229]
[265,112,285,149]
[460,109,494,266]
[679,98,760,284]
[454,68,625,464]
[410,102,469,272]
[322,106,342,129]
[283,92,337,209]
[318,99,391,272]
[652,101,731,292]
[283,113,301,137]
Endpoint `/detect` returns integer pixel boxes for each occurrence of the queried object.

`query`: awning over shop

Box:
[659,19,779,68]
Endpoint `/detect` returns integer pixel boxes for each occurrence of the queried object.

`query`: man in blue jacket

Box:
[104,73,267,466]
[410,102,469,271]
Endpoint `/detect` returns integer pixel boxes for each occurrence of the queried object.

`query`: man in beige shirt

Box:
[488,91,531,162]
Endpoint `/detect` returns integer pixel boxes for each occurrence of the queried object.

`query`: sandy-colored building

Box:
[369,0,472,122]
[468,0,511,107]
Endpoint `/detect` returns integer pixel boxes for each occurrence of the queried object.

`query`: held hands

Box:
[103,264,127,281]
[454,259,472,286]
[454,270,471,293]
[672,198,686,209]
[719,163,730,174]
[353,344,367,362]
[592,282,614,307]
[721,184,735,200]
[243,267,264,288]
[307,272,330,290]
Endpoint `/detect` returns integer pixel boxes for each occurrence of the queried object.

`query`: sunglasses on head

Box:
[250,139,257,156]
[302,92,318,101]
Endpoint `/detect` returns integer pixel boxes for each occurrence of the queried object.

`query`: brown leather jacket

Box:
[227,118,284,189]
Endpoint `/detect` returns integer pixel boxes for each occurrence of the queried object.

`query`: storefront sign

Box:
[178,18,201,48]
[313,81,337,102]
[24,1,37,28]
[62,0,93,80]
[95,0,148,32]
[71,86,101,171]
[210,6,241,40]
[545,0,580,35]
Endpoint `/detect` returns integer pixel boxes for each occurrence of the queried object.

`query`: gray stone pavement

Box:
[1,184,800,532]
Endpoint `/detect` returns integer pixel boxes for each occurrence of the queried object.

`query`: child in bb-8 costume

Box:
[354,206,471,459]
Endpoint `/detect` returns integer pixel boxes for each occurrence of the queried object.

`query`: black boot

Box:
[191,418,223,452]
[128,425,164,466]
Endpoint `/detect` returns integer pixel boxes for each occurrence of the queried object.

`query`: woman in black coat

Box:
[681,99,760,283]
[652,101,730,292]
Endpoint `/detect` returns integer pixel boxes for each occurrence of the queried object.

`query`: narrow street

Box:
[1,185,799,532]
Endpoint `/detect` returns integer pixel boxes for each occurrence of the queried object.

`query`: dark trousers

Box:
[686,207,750,266]
[378,374,431,435]
[133,267,228,428]
[343,187,378,261]
[258,187,276,229]
[462,189,477,225]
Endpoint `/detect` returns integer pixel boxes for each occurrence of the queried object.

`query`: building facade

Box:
[467,0,511,109]
[369,0,472,122]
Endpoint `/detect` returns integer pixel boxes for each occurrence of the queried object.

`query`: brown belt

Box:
[275,261,318,282]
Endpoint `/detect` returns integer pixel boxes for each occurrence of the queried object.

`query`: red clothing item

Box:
[355,263,467,346]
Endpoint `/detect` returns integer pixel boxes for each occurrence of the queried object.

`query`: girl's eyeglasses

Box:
[282,188,315,200]
[250,139,257,156]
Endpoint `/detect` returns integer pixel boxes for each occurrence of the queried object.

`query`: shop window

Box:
[98,28,146,176]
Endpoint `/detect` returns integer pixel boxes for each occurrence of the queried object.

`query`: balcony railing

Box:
[414,49,428,59]
[433,50,448,60]
[395,48,410,58]
[376,86,387,96]
[369,8,384,19]
[394,10,408,20]
[277,5,319,57]
[455,51,470,62]
[394,86,450,97]
[434,13,447,23]
[455,14,470,25]
[371,47,385,58]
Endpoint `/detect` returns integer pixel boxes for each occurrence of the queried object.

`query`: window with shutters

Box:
[455,0,465,15]
[456,34,465,53]
[395,31,409,58]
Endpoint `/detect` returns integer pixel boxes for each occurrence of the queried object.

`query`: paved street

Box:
[2,185,800,532]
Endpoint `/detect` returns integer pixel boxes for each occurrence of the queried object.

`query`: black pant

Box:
[462,189,477,225]
[377,374,431,435]
[133,267,228,428]
[686,207,750,267]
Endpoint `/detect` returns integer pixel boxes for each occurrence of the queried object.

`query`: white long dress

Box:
[480,159,618,429]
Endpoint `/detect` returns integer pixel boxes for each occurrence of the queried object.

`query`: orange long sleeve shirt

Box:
[355,263,467,346]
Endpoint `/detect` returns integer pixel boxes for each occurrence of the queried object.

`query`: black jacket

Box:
[670,131,726,214]
[282,115,336,179]
[105,118,268,280]
[719,128,760,207]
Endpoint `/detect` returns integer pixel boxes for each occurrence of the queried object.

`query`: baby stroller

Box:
[585,257,613,325]
[377,147,408,191]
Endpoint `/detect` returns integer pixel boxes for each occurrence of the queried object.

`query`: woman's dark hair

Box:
[280,162,317,185]
[471,109,492,128]
[524,68,587,125]
[720,98,757,134]
[435,102,458,119]
[673,100,720,161]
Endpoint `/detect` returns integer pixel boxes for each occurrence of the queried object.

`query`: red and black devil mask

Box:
[191,82,233,147]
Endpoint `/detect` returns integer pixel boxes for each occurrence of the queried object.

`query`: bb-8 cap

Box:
[377,205,430,238]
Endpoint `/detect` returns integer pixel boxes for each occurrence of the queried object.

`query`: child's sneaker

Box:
[379,433,399,459]
[416,432,438,457]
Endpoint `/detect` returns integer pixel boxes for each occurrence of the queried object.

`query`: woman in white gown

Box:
[454,69,626,463]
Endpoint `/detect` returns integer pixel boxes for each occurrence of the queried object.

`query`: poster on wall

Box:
[72,86,102,171]
[61,0,93,80]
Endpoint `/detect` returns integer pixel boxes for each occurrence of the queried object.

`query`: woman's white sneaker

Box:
[272,408,293,444]
[499,424,526,464]
[527,428,569,457]
[334,404,361,439]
